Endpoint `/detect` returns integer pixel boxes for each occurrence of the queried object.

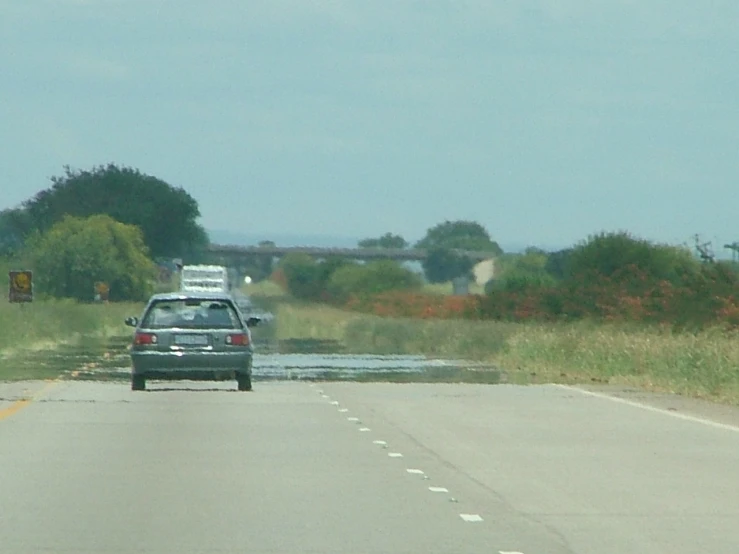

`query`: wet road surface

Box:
[1,339,739,553]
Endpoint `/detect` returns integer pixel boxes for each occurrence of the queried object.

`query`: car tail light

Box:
[134,332,158,345]
[226,333,249,346]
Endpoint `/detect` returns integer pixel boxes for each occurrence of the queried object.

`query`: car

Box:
[124,291,260,392]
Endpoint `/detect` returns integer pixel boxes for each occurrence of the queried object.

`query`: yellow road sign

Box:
[94,282,110,301]
[9,270,33,303]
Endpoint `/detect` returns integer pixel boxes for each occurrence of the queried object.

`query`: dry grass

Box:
[258,296,739,405]
[0,298,143,357]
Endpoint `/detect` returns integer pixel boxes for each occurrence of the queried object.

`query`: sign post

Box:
[94,282,110,302]
[9,270,33,303]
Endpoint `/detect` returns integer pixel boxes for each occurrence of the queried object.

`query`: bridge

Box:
[207,244,497,263]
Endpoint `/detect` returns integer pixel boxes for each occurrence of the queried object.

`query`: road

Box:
[1,379,738,553]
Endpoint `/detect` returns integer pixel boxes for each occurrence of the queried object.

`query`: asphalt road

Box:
[1,379,738,553]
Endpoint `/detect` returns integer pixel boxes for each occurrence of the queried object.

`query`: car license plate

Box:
[174,334,209,346]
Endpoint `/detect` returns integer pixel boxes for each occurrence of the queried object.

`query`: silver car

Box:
[124,291,260,391]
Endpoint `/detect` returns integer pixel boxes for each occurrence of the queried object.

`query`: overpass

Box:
[207,244,497,263]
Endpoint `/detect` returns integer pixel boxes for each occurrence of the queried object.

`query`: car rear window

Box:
[141,299,242,329]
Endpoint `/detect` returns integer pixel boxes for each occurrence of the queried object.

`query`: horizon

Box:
[205,227,735,259]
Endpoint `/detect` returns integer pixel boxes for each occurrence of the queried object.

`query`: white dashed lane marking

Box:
[321,393,493,533]
[499,551,525,554]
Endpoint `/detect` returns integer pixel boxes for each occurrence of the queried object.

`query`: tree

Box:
[422,247,475,284]
[277,254,353,300]
[25,214,157,301]
[0,208,34,257]
[22,163,209,259]
[416,220,502,283]
[415,220,502,254]
[358,233,408,249]
[277,254,320,299]
[544,248,574,280]
[328,260,422,300]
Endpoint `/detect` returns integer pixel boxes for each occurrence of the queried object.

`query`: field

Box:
[2,279,738,406]
[253,290,739,405]
[0,298,143,379]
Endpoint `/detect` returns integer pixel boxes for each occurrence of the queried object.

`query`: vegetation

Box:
[0,163,209,260]
[488,248,557,292]
[358,233,408,249]
[25,214,157,302]
[273,254,421,302]
[327,260,422,302]
[256,297,739,405]
[0,297,141,360]
[249,229,739,403]
[321,232,739,332]
[415,220,501,283]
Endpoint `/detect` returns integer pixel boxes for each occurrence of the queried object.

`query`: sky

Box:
[1,0,738,253]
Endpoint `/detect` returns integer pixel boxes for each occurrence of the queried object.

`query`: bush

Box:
[488,249,557,293]
[567,231,700,286]
[278,254,354,301]
[328,260,422,301]
[24,214,156,302]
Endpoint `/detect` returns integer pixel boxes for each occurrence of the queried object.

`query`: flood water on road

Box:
[1,334,503,385]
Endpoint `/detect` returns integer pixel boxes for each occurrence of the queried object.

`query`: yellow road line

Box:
[0,379,61,422]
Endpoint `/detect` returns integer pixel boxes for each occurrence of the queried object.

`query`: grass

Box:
[244,279,287,298]
[0,298,144,380]
[252,293,739,405]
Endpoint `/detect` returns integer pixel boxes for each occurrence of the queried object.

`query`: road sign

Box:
[94,282,110,302]
[9,270,33,303]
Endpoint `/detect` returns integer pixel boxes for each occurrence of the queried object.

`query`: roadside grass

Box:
[244,280,286,298]
[0,298,143,380]
[253,294,739,405]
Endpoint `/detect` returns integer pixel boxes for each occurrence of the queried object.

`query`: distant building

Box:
[472,258,495,286]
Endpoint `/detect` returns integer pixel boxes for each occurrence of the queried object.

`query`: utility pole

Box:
[724,241,739,263]
[694,234,715,263]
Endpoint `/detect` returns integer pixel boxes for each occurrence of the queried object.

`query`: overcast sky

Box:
[1,0,737,251]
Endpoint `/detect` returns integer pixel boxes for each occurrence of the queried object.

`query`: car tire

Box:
[131,374,146,391]
[237,374,252,392]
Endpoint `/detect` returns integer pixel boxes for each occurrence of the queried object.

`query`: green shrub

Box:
[328,260,422,301]
[24,214,156,302]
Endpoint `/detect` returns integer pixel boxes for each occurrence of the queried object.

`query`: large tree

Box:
[416,220,502,254]
[416,220,501,283]
[358,232,408,249]
[21,163,208,259]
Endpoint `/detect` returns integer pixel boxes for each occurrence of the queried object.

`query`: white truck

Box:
[179,264,230,293]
